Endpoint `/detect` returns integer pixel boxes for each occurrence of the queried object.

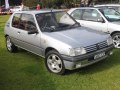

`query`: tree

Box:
[80,0,94,6]
[22,0,39,7]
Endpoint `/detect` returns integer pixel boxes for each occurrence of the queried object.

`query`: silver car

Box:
[68,7,120,48]
[4,10,113,75]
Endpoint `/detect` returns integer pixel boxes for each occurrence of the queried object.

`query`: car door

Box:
[71,9,108,32]
[11,13,42,55]
[10,13,22,45]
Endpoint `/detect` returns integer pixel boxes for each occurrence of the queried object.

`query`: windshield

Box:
[110,6,120,12]
[36,11,80,32]
[100,8,120,22]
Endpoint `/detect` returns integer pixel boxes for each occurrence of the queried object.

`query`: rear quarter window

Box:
[12,13,21,28]
[19,14,36,31]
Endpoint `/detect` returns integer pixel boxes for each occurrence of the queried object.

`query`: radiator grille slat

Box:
[85,41,108,53]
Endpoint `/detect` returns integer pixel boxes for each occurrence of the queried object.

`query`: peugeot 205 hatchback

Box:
[4,10,114,75]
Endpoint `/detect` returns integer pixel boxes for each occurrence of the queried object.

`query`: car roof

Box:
[94,4,120,7]
[72,7,100,9]
[78,7,99,9]
[13,9,63,15]
[69,7,100,11]
[67,7,101,14]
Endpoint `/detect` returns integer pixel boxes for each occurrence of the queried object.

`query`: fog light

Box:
[109,51,113,55]
[76,63,82,68]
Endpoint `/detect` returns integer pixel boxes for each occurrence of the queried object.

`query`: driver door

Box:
[16,13,42,55]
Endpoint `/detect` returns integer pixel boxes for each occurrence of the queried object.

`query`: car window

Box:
[71,9,82,20]
[101,8,120,21]
[82,9,103,22]
[19,14,37,31]
[12,13,21,28]
[36,11,79,32]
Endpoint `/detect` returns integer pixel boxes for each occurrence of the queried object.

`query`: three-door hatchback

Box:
[4,10,114,75]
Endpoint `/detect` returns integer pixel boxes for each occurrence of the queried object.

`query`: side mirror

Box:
[28,30,38,34]
[97,18,105,23]
[50,26,56,32]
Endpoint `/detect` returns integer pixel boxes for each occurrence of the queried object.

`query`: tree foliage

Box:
[22,0,39,7]
[22,0,95,8]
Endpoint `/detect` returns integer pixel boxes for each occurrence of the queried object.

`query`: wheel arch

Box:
[111,31,120,36]
[5,34,8,37]
[45,47,59,56]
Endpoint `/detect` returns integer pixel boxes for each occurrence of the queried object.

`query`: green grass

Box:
[0,15,120,90]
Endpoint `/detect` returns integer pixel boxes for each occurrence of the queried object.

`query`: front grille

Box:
[98,41,108,49]
[85,41,108,53]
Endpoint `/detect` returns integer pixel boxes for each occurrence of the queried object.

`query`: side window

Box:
[82,9,103,22]
[71,9,82,20]
[12,13,21,28]
[19,14,37,31]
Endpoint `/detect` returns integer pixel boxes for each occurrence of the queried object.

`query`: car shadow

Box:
[16,49,56,90]
[11,48,120,76]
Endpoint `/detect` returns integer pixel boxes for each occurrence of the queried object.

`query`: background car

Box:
[4,10,113,75]
[0,5,7,12]
[68,7,120,48]
[94,4,120,12]
[10,6,23,13]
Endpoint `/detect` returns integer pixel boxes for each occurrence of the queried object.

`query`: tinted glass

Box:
[12,13,21,28]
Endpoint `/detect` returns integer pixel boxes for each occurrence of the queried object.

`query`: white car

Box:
[94,4,120,12]
[68,7,120,48]
[10,6,23,13]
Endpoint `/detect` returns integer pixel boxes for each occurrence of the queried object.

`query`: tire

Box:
[112,33,120,48]
[5,36,18,52]
[45,50,65,75]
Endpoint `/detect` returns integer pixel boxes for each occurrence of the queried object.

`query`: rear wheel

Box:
[45,50,65,75]
[6,36,18,52]
[112,33,120,48]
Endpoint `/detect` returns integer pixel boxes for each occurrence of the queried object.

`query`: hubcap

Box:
[113,35,120,48]
[6,37,12,51]
[47,54,62,73]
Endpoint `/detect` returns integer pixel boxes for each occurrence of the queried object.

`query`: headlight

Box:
[107,37,113,46]
[69,47,86,56]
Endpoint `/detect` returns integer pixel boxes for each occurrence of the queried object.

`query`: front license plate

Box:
[94,52,105,60]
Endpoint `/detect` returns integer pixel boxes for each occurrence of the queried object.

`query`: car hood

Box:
[44,27,109,47]
[111,21,120,25]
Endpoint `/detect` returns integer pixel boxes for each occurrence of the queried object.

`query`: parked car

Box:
[4,10,113,75]
[68,7,120,48]
[0,5,8,12]
[10,6,23,13]
[94,4,120,13]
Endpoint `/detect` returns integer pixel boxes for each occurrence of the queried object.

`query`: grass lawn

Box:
[0,15,120,90]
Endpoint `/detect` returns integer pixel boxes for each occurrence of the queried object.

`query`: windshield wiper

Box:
[68,22,80,29]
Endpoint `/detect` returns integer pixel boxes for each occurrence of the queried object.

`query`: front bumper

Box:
[61,45,114,70]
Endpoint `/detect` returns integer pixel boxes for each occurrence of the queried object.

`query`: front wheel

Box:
[45,50,65,75]
[112,33,120,48]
